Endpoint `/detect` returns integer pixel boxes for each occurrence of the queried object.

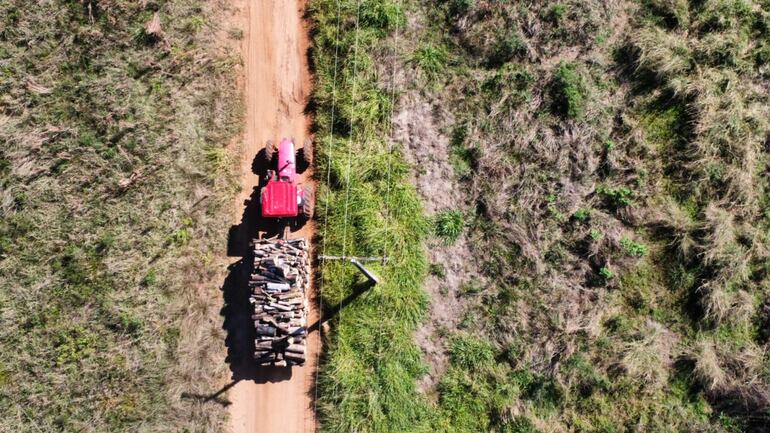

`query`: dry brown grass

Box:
[0,1,241,431]
[396,0,770,430]
[621,320,675,391]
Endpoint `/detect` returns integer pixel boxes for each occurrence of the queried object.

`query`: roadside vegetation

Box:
[309,0,436,431]
[0,1,240,431]
[314,0,770,432]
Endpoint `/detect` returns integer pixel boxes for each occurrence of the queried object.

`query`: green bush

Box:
[434,210,465,244]
[500,416,541,433]
[54,327,97,366]
[621,236,648,257]
[600,266,615,280]
[361,0,405,33]
[572,208,591,221]
[552,62,587,119]
[548,3,568,24]
[412,43,449,82]
[482,64,534,111]
[430,263,447,278]
[448,124,479,178]
[459,279,484,296]
[488,32,527,67]
[597,185,634,209]
[445,0,474,17]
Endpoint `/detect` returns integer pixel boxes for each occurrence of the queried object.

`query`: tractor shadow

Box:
[221,148,312,384]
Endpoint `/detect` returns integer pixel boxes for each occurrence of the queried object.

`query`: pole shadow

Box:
[303,279,375,413]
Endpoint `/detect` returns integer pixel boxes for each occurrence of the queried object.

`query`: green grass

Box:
[307,0,770,431]
[597,185,634,209]
[552,62,587,119]
[448,124,480,178]
[0,1,240,431]
[412,43,450,82]
[621,236,648,257]
[434,210,465,244]
[310,1,434,431]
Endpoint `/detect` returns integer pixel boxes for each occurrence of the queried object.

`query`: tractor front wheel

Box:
[265,140,276,162]
[302,138,313,165]
[301,186,314,219]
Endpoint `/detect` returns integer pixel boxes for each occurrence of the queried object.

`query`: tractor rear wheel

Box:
[301,186,314,219]
[302,138,313,165]
[265,140,276,162]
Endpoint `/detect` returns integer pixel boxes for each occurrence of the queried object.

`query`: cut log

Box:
[256,325,276,337]
[286,344,306,354]
[250,237,309,367]
[267,283,291,290]
[284,352,305,362]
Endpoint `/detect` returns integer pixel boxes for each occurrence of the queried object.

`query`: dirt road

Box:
[228,0,317,432]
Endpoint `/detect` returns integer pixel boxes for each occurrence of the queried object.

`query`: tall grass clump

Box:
[309,0,434,431]
[552,62,587,119]
[412,43,450,82]
[434,210,465,244]
[0,1,240,432]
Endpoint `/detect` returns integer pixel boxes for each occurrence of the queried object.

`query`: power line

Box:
[339,0,363,263]
[313,0,344,430]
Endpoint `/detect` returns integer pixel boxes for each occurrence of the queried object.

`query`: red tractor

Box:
[261,137,314,220]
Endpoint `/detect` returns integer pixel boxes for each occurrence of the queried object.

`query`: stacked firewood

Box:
[250,238,310,367]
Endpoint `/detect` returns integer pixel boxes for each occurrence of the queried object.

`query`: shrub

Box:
[445,0,474,17]
[434,210,465,244]
[361,0,405,33]
[621,236,648,257]
[500,416,541,433]
[548,3,568,24]
[459,279,484,296]
[449,124,480,178]
[524,374,565,410]
[54,327,97,366]
[597,185,634,209]
[572,208,591,221]
[600,266,615,280]
[552,62,587,119]
[482,64,535,111]
[430,263,447,278]
[411,43,449,82]
[643,0,690,28]
[563,354,611,396]
[488,32,527,67]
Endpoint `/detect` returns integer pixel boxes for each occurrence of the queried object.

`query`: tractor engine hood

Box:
[261,181,299,218]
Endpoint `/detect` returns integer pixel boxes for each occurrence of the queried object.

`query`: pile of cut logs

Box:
[250,238,310,367]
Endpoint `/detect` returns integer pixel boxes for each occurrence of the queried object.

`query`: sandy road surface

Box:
[227,0,317,432]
